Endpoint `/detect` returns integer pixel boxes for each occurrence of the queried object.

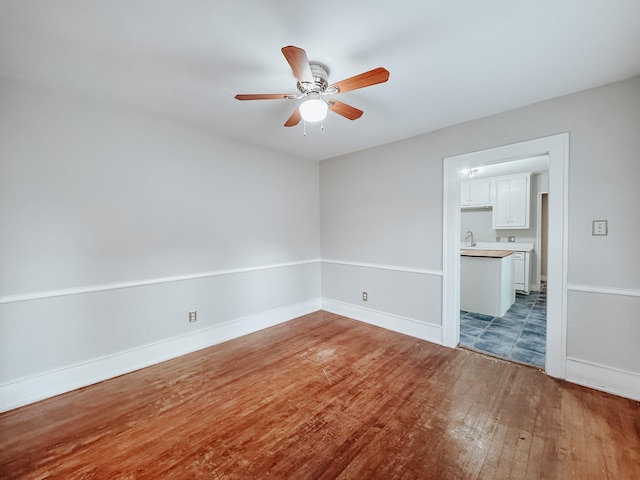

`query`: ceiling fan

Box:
[235,46,390,127]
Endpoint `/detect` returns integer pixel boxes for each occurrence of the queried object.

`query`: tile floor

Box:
[459,283,547,368]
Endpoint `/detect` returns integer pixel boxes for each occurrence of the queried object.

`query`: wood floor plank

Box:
[1,311,639,479]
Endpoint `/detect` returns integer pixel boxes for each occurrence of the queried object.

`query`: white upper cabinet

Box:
[492,173,531,229]
[460,179,492,208]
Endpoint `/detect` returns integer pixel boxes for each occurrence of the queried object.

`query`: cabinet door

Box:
[468,180,492,206]
[514,253,525,290]
[461,179,492,207]
[493,179,513,227]
[460,181,471,206]
[508,175,528,227]
[492,174,530,229]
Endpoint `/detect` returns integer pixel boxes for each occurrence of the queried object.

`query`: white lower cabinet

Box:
[513,251,530,293]
[461,254,515,317]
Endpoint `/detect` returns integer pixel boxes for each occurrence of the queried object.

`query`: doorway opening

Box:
[458,162,548,368]
[442,134,568,379]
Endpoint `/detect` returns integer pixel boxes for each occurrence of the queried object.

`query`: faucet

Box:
[465,230,476,247]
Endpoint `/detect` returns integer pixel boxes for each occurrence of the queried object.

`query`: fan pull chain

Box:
[302,120,326,137]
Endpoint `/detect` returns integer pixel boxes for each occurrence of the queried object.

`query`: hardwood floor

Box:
[1,311,639,479]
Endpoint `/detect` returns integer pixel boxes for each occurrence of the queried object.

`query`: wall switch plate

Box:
[189,310,197,322]
[508,236,515,242]
[362,292,368,301]
[592,220,608,236]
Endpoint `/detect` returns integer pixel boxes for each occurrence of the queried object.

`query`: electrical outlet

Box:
[362,292,368,302]
[496,237,501,242]
[189,310,197,323]
[592,220,608,236]
[508,236,515,242]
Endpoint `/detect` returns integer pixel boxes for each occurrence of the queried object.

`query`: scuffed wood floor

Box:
[1,311,639,479]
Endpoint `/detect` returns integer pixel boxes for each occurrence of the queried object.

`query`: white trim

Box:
[0,299,321,413]
[321,298,442,345]
[442,133,569,380]
[442,158,461,348]
[558,134,570,380]
[535,192,541,289]
[566,357,640,401]
[567,284,640,298]
[321,259,442,276]
[0,259,321,305]
[535,191,545,291]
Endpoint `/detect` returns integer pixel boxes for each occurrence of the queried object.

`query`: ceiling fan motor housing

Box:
[297,62,330,94]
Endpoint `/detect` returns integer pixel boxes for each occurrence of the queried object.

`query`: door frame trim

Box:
[442,133,569,379]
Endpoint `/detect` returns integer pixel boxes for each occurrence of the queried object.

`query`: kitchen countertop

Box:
[460,242,533,252]
[461,249,514,258]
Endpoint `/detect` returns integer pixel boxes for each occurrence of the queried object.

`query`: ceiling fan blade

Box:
[235,94,294,101]
[329,67,390,94]
[328,99,363,121]
[281,46,314,84]
[284,108,301,127]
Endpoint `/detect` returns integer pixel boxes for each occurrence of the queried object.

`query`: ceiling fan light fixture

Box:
[460,167,481,177]
[299,95,328,123]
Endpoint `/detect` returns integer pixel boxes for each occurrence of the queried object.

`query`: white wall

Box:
[3,75,639,409]
[460,209,494,243]
[320,76,640,400]
[319,143,444,342]
[0,80,321,411]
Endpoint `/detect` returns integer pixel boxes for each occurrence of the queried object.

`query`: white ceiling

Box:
[1,1,639,161]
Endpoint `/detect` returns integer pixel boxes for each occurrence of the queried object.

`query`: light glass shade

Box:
[299,98,328,122]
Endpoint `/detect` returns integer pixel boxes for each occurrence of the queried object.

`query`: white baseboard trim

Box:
[566,357,640,401]
[0,299,321,413]
[321,298,442,346]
